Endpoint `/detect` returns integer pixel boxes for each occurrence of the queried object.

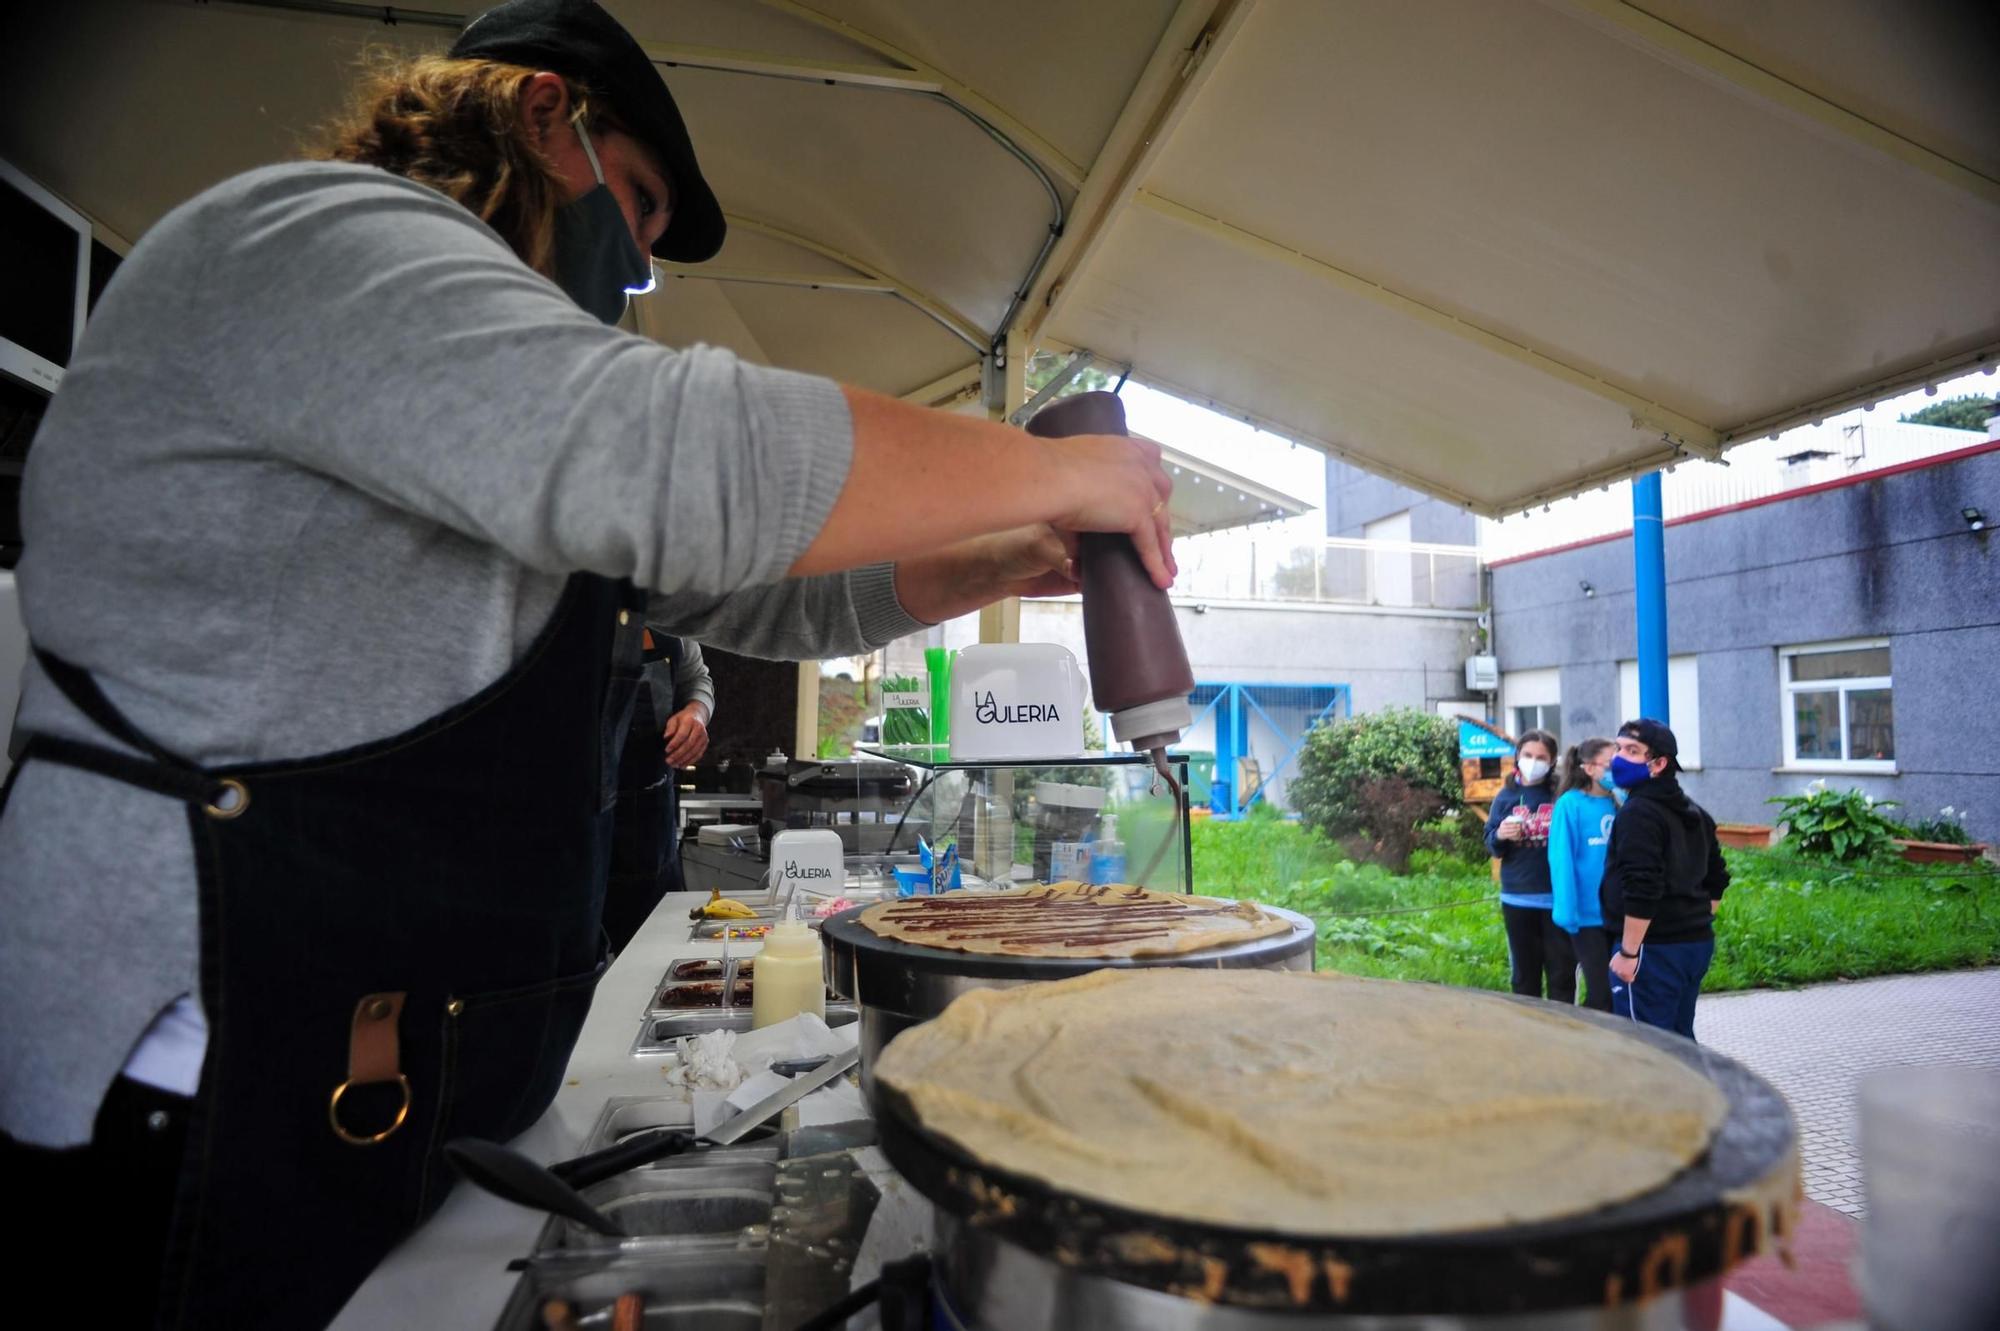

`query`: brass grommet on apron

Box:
[204,778,251,820]
[446,998,464,1017]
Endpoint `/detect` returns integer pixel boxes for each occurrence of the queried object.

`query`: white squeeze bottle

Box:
[750,902,825,1030]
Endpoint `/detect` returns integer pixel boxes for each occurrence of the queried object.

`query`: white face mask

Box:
[1517,757,1550,784]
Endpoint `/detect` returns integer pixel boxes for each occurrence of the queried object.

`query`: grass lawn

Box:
[1193,813,2000,992]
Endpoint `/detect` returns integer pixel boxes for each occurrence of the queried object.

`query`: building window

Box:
[1780,640,1893,771]
[1501,666,1561,742]
[1512,704,1562,738]
[1617,655,1702,770]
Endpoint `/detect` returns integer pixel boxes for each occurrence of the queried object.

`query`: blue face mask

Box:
[1595,766,1618,792]
[551,123,656,325]
[1609,755,1653,789]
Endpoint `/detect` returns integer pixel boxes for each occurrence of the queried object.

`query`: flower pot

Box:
[1893,839,1990,865]
[1715,823,1775,850]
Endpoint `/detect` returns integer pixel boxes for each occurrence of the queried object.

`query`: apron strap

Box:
[33,646,195,770]
[16,649,251,817]
[17,733,216,805]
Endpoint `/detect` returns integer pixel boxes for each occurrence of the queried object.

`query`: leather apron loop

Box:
[329,992,411,1146]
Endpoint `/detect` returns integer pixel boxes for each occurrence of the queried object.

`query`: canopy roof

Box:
[6,0,1995,515]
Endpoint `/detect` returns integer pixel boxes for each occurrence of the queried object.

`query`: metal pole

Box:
[1632,472,1670,724]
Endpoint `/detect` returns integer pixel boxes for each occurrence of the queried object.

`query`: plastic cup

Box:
[1857,1065,2000,1331]
[925,646,953,755]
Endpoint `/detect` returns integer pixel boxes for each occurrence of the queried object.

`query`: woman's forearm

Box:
[787,385,1173,586]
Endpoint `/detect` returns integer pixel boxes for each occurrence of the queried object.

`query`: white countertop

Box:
[329,890,738,1331]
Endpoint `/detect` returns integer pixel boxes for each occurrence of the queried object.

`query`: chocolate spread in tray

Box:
[871,885,1234,951]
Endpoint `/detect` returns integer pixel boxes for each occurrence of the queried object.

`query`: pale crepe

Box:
[859,882,1290,958]
[875,968,1729,1236]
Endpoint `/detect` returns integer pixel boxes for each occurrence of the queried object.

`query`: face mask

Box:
[1609,755,1653,789]
[551,122,656,325]
[1516,757,1550,784]
[1594,766,1617,792]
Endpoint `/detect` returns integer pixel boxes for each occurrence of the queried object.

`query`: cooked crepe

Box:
[859,882,1290,958]
[875,968,1729,1236]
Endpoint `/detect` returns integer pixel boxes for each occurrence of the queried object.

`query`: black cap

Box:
[450,0,725,263]
[1618,718,1681,772]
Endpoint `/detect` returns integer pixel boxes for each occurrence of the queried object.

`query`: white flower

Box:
[1864,795,1875,807]
[1942,806,1956,816]
[1807,778,1828,794]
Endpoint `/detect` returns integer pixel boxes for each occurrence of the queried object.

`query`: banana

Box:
[704,897,758,919]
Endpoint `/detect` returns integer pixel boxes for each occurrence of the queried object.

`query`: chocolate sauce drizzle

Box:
[872,886,1249,951]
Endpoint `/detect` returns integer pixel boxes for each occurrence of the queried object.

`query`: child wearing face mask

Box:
[1483,729,1575,1002]
[1549,738,1618,1010]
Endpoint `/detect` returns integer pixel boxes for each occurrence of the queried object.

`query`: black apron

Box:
[603,632,686,951]
[3,571,646,1330]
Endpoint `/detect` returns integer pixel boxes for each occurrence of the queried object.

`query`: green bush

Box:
[1767,780,1900,863]
[1289,707,1460,840]
[1415,810,1491,865]
[1903,806,1973,846]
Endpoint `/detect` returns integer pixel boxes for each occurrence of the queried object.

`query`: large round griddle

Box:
[871,995,1798,1319]
[822,899,1316,1015]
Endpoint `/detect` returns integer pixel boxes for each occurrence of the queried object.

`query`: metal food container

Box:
[631,1006,858,1056]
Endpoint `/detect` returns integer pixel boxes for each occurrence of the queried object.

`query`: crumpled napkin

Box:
[663,1013,857,1096]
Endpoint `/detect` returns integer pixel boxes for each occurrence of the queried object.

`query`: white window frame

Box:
[1501,668,1560,740]
[1617,655,1702,771]
[1777,638,1895,774]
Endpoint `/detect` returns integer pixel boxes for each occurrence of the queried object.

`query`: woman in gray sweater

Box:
[0,2,1173,1325]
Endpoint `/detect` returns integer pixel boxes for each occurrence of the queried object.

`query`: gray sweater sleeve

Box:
[646,564,926,662]
[193,164,851,594]
[670,639,715,720]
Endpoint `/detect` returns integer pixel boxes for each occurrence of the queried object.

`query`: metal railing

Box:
[1171,536,1484,610]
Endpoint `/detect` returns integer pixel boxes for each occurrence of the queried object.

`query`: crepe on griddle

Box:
[874,968,1729,1236]
[858,882,1289,958]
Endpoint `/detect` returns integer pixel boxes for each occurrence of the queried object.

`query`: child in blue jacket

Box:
[1548,737,1618,1010]
[1483,729,1572,1001]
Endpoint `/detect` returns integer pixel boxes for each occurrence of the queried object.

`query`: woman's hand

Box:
[893,525,1080,624]
[1495,819,1524,842]
[1048,434,1177,588]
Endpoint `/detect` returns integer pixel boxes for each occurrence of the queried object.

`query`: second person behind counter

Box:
[1484,729,1575,1004]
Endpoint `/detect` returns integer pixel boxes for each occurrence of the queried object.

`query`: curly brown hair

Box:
[306,52,605,277]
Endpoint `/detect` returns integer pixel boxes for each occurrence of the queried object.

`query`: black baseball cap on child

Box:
[1618,718,1681,773]
[450,0,726,263]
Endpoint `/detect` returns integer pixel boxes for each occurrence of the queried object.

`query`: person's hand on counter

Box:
[662,702,710,768]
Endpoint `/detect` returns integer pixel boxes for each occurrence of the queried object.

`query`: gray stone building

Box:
[1489,440,2000,845]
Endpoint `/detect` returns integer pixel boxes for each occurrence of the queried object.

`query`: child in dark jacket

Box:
[1602,718,1729,1040]
[1483,728,1574,1002]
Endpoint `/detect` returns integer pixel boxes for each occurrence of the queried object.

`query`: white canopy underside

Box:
[5,0,1995,515]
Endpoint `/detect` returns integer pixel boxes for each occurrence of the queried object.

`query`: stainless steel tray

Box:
[631,1005,859,1057]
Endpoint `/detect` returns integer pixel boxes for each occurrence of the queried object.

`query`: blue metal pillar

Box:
[1213,685,1240,817]
[1632,472,1670,724]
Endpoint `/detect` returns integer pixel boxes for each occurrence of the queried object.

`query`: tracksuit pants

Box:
[1610,936,1715,1040]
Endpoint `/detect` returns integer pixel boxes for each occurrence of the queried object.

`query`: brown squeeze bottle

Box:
[1024,392,1195,755]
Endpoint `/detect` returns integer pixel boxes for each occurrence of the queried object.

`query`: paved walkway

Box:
[1694,966,2000,1216]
